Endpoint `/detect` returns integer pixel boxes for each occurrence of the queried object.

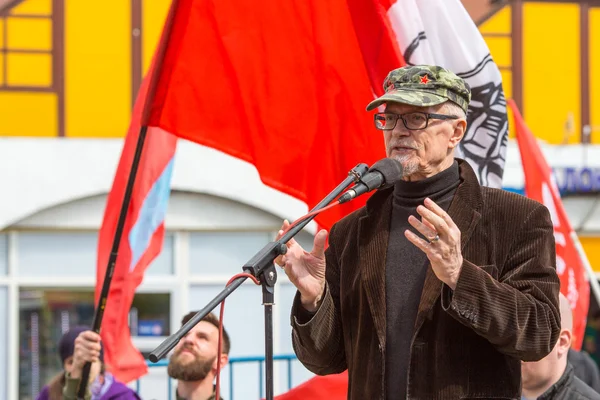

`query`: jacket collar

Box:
[358,158,484,348]
[536,363,574,400]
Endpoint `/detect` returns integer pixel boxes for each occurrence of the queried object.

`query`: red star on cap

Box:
[420,74,429,84]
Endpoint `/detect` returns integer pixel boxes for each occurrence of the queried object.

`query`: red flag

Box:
[143,0,386,230]
[96,69,178,382]
[509,99,590,350]
[271,372,348,400]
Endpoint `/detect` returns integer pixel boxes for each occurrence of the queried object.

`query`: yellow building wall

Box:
[523,2,581,144]
[479,6,515,139]
[64,0,131,138]
[0,93,57,136]
[591,7,600,144]
[0,0,597,142]
[579,237,600,273]
[142,0,172,76]
[0,0,171,138]
[12,0,51,14]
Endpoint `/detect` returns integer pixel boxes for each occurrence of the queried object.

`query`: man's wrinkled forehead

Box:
[384,102,443,113]
[187,321,218,338]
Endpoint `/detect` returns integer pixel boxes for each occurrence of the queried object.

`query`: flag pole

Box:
[571,231,600,316]
[77,126,149,399]
[76,2,185,395]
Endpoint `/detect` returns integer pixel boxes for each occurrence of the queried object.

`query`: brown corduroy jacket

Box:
[291,159,561,400]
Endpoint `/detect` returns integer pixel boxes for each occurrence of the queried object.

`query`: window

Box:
[17,232,98,277]
[0,0,65,134]
[0,0,55,89]
[189,230,314,278]
[0,287,7,400]
[19,289,95,400]
[189,232,273,277]
[129,292,171,337]
[17,232,174,277]
[18,288,173,399]
[0,234,6,275]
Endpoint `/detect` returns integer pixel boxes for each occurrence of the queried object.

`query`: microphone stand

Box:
[149,163,368,400]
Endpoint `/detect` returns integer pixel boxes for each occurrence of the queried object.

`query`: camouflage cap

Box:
[366,65,471,114]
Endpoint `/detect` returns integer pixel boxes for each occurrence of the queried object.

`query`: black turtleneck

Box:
[385,161,460,399]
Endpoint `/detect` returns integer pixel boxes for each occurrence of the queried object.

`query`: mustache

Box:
[175,343,199,357]
[388,141,419,150]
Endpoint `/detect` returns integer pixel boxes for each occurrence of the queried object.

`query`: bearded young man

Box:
[168,312,230,400]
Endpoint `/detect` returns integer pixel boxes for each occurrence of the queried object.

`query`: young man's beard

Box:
[167,350,216,382]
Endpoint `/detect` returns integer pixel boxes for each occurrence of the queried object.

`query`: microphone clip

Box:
[349,163,369,182]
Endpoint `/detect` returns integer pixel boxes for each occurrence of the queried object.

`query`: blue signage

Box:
[553,167,600,194]
[138,320,165,337]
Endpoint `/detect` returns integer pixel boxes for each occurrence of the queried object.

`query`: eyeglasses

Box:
[374,112,459,131]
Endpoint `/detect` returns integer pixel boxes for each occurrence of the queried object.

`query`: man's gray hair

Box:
[443,101,467,120]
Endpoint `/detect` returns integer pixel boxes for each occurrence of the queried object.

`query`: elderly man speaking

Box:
[276,65,561,399]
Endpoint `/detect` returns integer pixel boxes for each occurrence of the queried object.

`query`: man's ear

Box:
[448,119,466,149]
[212,354,230,371]
[557,328,572,357]
[219,354,229,367]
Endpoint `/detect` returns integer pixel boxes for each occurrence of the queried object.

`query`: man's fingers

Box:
[417,205,449,235]
[88,343,102,352]
[82,350,100,360]
[404,229,431,254]
[311,229,328,258]
[282,219,291,235]
[78,343,101,352]
[421,217,436,232]
[276,220,290,239]
[82,354,100,363]
[274,229,286,266]
[80,331,101,342]
[74,347,100,363]
[275,229,284,241]
[424,198,457,229]
[275,219,302,267]
[279,220,299,248]
[408,215,437,240]
[76,331,102,354]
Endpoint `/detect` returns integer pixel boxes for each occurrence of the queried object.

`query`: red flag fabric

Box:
[346,0,406,96]
[143,0,386,230]
[271,372,348,400]
[95,70,178,382]
[509,99,590,350]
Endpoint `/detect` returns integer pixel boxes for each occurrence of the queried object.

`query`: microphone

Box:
[338,158,403,204]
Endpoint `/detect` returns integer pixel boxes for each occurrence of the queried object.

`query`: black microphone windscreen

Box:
[369,158,403,188]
